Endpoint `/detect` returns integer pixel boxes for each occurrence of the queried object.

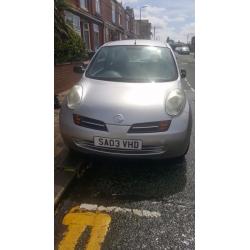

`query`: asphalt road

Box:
[176,53,195,90]
[55,54,195,250]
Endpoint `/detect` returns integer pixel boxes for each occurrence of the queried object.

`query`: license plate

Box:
[94,137,142,150]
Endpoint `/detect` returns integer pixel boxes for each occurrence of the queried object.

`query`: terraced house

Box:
[64,0,136,52]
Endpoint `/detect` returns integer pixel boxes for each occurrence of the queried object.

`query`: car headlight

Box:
[165,89,186,116]
[67,85,83,109]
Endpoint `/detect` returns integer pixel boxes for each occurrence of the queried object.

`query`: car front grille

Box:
[73,114,108,132]
[73,139,165,155]
[72,114,171,134]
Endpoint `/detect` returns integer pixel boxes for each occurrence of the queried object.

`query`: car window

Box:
[86,45,178,82]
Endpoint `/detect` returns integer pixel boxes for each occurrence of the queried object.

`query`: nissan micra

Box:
[60,40,192,159]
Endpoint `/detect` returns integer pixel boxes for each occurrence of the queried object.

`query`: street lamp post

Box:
[139,5,148,38]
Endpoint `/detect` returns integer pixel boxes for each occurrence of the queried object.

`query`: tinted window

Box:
[86,45,178,82]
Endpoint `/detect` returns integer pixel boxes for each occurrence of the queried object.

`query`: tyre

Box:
[67,147,81,157]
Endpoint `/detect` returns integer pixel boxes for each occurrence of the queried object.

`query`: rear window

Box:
[86,45,178,82]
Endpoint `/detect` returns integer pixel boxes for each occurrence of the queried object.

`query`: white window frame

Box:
[112,1,116,23]
[80,0,88,10]
[93,24,100,51]
[118,7,121,25]
[82,22,91,50]
[105,27,109,42]
[96,0,101,14]
[126,14,129,31]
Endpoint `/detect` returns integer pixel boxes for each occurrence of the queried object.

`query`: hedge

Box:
[55,28,87,64]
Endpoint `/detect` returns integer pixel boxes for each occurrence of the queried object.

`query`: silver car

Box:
[60,40,192,159]
[179,46,190,55]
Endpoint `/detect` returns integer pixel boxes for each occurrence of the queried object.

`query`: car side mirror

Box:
[73,65,85,74]
[180,69,186,78]
[83,62,89,68]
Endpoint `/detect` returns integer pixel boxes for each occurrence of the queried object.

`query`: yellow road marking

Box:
[58,206,111,250]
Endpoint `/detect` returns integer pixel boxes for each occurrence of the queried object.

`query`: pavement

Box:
[54,53,195,249]
[54,91,86,206]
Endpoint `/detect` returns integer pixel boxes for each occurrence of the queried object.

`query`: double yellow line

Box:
[58,206,111,250]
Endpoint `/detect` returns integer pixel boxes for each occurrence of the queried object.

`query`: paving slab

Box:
[54,90,84,206]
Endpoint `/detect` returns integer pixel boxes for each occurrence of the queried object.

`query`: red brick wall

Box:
[88,0,94,13]
[54,62,83,94]
[102,0,112,23]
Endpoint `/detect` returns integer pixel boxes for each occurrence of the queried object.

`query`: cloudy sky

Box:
[119,0,194,43]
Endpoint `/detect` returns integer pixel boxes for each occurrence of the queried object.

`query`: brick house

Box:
[124,7,135,39]
[135,19,152,39]
[64,0,136,52]
[55,0,137,94]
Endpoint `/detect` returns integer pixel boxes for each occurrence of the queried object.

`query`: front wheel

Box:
[67,147,82,158]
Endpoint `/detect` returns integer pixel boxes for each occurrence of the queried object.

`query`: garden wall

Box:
[54,62,83,94]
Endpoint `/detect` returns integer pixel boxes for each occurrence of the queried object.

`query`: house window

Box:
[82,22,90,50]
[119,14,122,25]
[64,11,81,35]
[96,0,101,14]
[112,1,116,23]
[126,14,129,31]
[93,24,100,51]
[105,27,110,42]
[80,0,88,9]
[111,30,117,41]
[118,8,122,25]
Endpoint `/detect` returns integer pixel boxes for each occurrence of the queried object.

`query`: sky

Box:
[119,0,195,43]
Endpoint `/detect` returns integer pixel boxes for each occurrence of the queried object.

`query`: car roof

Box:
[102,39,171,48]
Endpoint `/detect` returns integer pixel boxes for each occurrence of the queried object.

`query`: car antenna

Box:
[134,38,136,45]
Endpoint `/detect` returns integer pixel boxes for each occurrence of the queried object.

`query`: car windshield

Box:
[85,45,178,82]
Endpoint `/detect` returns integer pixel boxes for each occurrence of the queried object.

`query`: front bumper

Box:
[59,102,192,159]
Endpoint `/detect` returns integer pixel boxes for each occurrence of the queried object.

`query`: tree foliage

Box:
[55,29,87,64]
[54,0,87,64]
[54,0,71,40]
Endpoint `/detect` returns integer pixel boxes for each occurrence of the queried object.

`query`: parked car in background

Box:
[175,47,181,53]
[60,40,192,159]
[178,46,190,55]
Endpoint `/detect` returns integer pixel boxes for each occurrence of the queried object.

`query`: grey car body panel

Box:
[59,40,192,159]
[73,78,181,125]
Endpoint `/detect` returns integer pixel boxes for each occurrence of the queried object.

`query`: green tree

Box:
[54,0,87,63]
[54,0,70,40]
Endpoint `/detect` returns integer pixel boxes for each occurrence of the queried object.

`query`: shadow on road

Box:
[63,156,187,204]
